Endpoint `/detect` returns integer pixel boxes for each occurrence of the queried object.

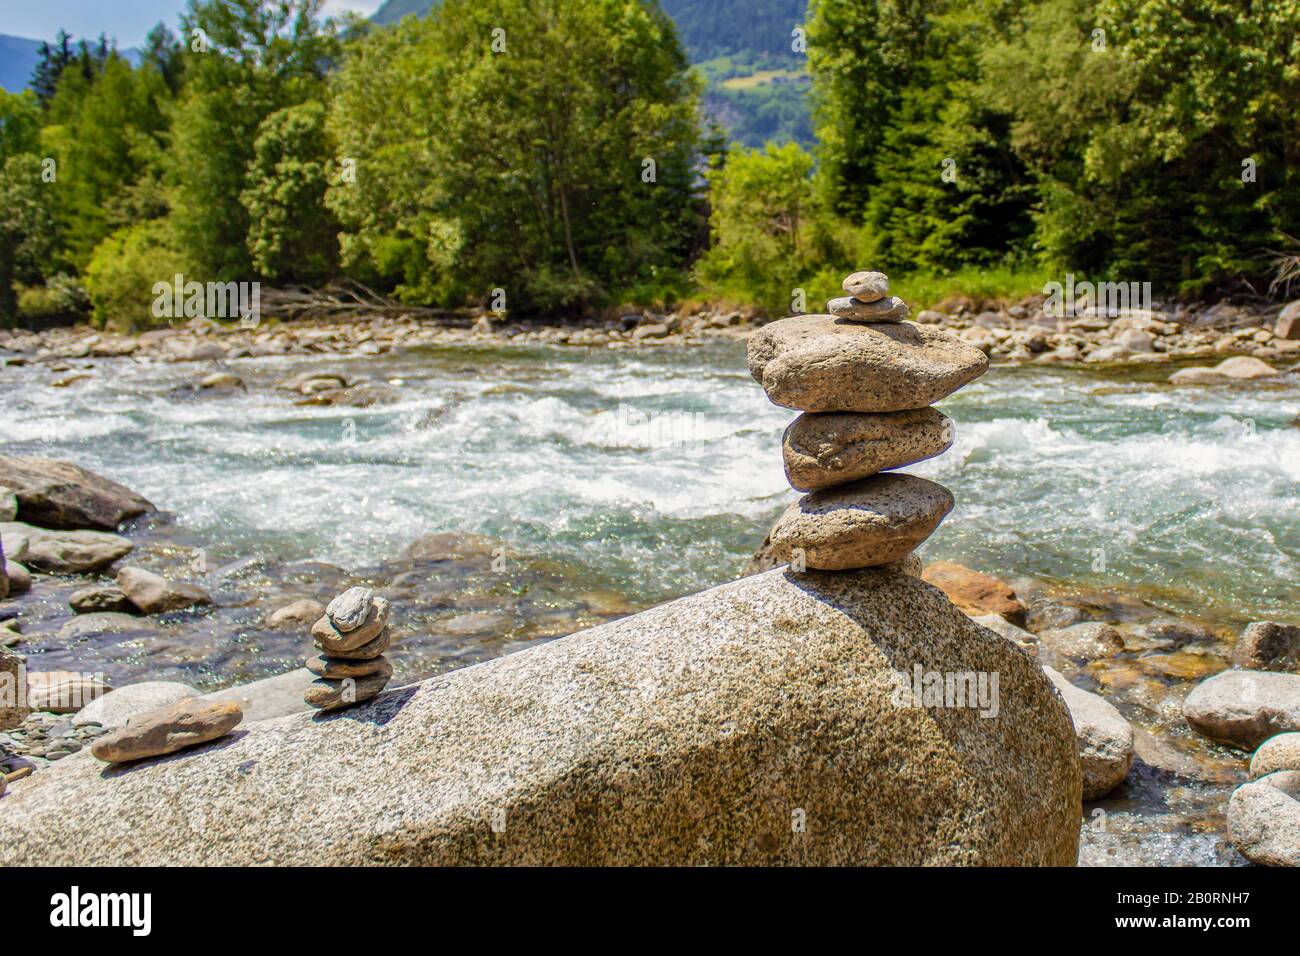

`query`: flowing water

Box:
[2,338,1298,866]
[3,341,1296,626]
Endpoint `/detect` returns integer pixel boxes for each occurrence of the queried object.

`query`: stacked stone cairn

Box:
[304,587,394,711]
[748,270,988,571]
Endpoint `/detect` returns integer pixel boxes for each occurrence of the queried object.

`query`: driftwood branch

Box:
[259,281,476,325]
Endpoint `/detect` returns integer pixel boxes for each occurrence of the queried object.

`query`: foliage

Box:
[82,220,188,331]
[241,100,339,282]
[328,0,703,313]
[0,153,60,321]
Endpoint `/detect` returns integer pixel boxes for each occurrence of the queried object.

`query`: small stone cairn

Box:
[748,270,989,571]
[304,587,394,711]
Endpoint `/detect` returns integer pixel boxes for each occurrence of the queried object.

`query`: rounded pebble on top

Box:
[843,271,889,302]
[327,586,375,633]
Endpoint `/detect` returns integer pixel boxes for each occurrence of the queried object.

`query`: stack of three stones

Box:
[748,270,989,571]
[304,586,394,711]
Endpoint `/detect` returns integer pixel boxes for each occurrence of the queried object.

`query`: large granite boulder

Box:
[0,456,153,531]
[0,568,1081,866]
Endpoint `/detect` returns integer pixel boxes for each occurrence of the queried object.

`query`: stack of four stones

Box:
[749,271,989,570]
[304,587,394,711]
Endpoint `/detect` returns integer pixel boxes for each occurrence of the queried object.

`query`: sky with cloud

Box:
[1,0,384,46]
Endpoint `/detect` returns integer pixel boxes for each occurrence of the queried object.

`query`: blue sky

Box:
[0,0,383,46]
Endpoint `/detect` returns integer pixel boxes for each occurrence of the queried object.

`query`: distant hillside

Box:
[370,0,812,146]
[0,35,43,93]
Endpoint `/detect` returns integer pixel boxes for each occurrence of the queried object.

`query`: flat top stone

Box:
[327,586,375,633]
[89,697,242,764]
[747,315,989,413]
[783,408,955,493]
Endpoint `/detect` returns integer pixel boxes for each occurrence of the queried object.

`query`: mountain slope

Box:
[0,35,43,93]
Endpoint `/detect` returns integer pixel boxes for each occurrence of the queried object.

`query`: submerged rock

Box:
[922,561,1026,625]
[0,568,1080,865]
[1234,621,1300,673]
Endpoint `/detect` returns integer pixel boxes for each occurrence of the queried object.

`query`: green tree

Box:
[0,154,60,321]
[696,141,847,313]
[0,90,42,163]
[240,100,339,282]
[328,0,702,312]
[170,0,343,280]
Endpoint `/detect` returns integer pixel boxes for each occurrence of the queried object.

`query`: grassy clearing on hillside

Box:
[721,69,806,90]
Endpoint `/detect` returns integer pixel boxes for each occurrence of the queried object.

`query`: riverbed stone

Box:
[311,597,390,652]
[747,315,989,413]
[1228,775,1300,867]
[73,681,201,729]
[842,270,889,303]
[1250,733,1300,779]
[89,698,242,764]
[1038,622,1126,661]
[116,566,212,615]
[58,612,158,641]
[69,585,133,615]
[1,647,30,730]
[1,523,132,574]
[1234,622,1300,673]
[921,561,1026,625]
[5,561,31,596]
[266,598,325,630]
[199,670,316,724]
[827,295,910,323]
[0,456,154,531]
[0,491,15,523]
[304,661,393,712]
[768,474,954,571]
[782,408,955,492]
[1183,669,1300,751]
[1042,666,1134,800]
[25,671,112,714]
[0,567,1081,865]
[327,586,375,633]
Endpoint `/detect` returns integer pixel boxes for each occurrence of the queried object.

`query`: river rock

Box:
[747,316,989,413]
[116,567,212,615]
[321,627,392,661]
[1183,669,1300,750]
[305,654,391,679]
[768,474,954,571]
[89,698,242,764]
[69,585,134,615]
[312,597,390,652]
[1250,733,1300,779]
[921,561,1026,625]
[0,456,154,530]
[1,523,132,574]
[827,296,910,323]
[199,371,243,390]
[0,567,1081,865]
[304,661,394,712]
[1277,300,1300,340]
[25,671,112,714]
[5,560,31,595]
[1234,622,1300,673]
[842,270,889,302]
[73,681,200,729]
[1,647,30,730]
[782,408,954,492]
[1214,356,1277,379]
[327,586,375,633]
[266,599,325,630]
[1228,775,1300,867]
[1038,622,1126,660]
[1043,666,1135,800]
[0,490,15,522]
[58,612,158,641]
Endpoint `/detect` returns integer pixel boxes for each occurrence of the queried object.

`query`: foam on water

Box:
[1,344,1295,619]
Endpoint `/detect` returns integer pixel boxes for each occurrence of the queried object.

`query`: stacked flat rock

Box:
[304,587,394,711]
[749,270,988,571]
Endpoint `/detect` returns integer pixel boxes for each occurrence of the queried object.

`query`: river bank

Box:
[1,322,1297,865]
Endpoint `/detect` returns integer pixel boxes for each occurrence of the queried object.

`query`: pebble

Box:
[90,698,242,764]
[842,271,889,302]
